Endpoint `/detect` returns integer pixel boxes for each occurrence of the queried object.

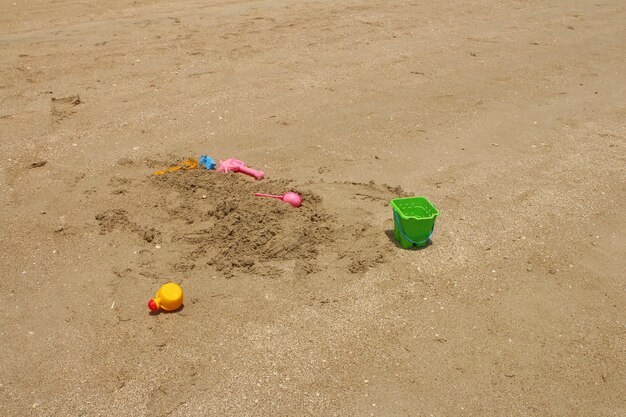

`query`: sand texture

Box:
[1,0,625,416]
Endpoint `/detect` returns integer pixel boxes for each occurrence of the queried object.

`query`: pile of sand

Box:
[96,165,402,280]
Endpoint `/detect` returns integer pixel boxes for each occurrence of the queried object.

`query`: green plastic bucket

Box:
[390,196,439,248]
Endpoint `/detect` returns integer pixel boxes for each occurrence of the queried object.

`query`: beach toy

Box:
[390,197,439,248]
[148,283,184,312]
[216,158,264,180]
[153,158,198,175]
[199,155,216,170]
[254,192,302,208]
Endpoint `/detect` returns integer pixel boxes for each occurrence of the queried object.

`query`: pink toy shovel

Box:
[217,158,265,180]
[254,192,302,208]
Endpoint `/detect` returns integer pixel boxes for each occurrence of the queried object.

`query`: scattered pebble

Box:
[30,161,47,168]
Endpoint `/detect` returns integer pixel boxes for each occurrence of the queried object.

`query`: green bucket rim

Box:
[390,196,439,220]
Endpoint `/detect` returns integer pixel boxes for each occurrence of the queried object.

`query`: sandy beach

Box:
[1,0,625,415]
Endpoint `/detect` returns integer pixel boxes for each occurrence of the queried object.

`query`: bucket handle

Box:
[394,210,434,246]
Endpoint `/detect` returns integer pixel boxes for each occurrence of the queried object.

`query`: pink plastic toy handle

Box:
[239,166,265,180]
[254,193,283,200]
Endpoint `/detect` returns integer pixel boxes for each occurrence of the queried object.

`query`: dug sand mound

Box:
[97,164,406,282]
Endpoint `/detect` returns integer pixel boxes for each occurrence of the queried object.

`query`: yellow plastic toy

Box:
[153,158,198,175]
[148,283,183,312]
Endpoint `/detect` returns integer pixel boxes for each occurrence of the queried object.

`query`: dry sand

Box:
[1,0,625,416]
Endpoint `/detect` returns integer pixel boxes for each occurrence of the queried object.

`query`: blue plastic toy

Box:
[199,155,216,170]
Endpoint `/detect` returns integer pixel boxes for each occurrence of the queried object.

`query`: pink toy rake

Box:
[216,158,264,180]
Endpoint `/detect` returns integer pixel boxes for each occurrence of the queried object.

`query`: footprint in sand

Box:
[51,94,81,122]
